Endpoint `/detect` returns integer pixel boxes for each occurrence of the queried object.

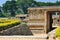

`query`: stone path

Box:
[48,29,56,40]
[0,36,47,40]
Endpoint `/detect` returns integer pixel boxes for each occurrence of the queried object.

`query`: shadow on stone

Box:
[0,24,33,36]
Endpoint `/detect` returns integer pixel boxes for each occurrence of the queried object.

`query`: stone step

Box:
[29,26,44,30]
[31,29,45,34]
[0,36,48,40]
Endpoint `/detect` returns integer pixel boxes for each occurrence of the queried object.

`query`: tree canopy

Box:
[0,0,60,17]
[3,0,18,17]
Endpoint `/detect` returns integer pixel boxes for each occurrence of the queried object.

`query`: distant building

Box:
[16,14,28,22]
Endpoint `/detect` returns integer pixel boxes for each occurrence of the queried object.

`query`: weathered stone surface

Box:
[0,24,33,35]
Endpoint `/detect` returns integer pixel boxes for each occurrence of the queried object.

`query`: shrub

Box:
[56,27,60,38]
[0,19,21,31]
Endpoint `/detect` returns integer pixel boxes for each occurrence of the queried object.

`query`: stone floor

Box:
[48,29,56,40]
[0,36,47,40]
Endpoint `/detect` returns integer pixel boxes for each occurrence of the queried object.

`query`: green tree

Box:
[55,1,60,6]
[3,0,18,17]
[37,2,46,6]
[37,1,60,6]
[17,0,38,14]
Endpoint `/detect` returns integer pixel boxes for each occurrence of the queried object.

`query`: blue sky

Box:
[0,0,60,6]
[0,0,7,6]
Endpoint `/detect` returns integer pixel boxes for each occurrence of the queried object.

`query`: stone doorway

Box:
[47,11,60,31]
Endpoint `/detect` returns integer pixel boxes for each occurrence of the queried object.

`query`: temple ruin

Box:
[28,6,60,33]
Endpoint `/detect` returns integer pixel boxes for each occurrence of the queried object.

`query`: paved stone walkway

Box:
[48,29,56,40]
[0,36,47,40]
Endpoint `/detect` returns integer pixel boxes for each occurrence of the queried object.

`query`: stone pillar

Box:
[44,11,47,33]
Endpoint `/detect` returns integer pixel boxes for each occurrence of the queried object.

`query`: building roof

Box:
[28,6,60,10]
[16,14,27,17]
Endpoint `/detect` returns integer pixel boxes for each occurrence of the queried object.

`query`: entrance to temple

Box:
[47,11,60,31]
[49,13,53,31]
[28,6,60,33]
